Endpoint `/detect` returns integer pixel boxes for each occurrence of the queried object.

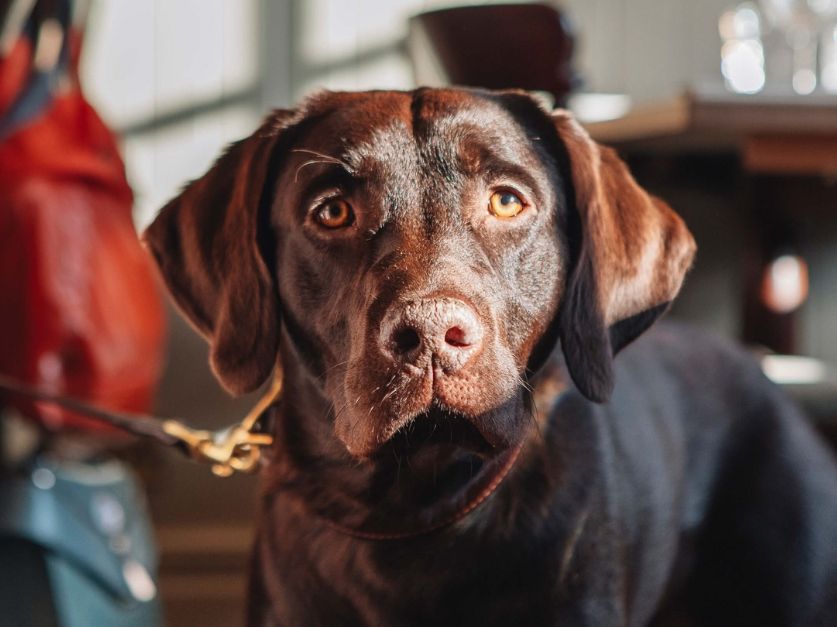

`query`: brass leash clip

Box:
[162,374,282,477]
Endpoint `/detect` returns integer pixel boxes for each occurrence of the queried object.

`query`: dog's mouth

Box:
[366,407,498,509]
[374,406,495,462]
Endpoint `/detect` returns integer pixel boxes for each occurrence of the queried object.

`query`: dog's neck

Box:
[260,352,564,538]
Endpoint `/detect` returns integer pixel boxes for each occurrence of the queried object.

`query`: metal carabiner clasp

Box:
[161,421,273,477]
[161,373,281,477]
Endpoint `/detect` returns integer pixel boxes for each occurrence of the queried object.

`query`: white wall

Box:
[565,0,731,101]
[286,0,732,103]
[289,0,478,99]
[81,0,274,229]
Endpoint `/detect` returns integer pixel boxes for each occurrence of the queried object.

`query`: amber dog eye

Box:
[315,199,354,228]
[488,190,524,218]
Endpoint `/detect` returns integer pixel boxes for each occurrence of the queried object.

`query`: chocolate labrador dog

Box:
[144,88,837,626]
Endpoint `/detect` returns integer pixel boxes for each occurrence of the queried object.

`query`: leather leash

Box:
[0,372,280,477]
[1,372,527,538]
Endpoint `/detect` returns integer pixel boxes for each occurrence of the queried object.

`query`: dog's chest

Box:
[259,512,624,627]
[280,539,551,625]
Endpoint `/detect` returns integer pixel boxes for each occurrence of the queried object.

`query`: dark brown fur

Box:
[144,88,837,626]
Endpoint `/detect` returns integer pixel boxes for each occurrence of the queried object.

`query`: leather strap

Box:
[1,373,526,538]
[0,373,279,476]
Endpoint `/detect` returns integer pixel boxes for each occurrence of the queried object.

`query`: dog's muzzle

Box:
[379,297,484,374]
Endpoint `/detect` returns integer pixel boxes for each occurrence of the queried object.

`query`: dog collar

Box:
[303,440,525,542]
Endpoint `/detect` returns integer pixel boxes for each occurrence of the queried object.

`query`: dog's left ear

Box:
[551,111,696,402]
[143,110,297,395]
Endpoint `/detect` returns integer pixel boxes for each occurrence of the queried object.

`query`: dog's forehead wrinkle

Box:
[341,121,414,171]
[339,121,426,221]
[298,94,546,240]
[418,95,536,152]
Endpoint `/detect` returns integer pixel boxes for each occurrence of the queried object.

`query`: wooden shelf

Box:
[581,87,837,175]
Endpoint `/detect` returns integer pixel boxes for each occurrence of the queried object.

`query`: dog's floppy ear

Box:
[143,110,297,395]
[552,111,695,402]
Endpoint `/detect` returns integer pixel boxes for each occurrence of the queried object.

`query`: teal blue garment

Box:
[0,456,162,627]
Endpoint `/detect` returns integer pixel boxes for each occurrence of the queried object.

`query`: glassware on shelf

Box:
[719,3,767,94]
[758,0,837,93]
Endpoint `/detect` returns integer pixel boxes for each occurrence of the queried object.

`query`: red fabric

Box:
[0,37,166,433]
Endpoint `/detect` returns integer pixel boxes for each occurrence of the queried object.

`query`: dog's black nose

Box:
[381,298,484,372]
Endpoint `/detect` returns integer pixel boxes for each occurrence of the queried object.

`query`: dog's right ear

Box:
[143,110,297,395]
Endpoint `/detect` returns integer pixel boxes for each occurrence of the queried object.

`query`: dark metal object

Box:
[408,3,579,107]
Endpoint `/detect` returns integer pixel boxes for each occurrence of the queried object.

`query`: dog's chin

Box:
[362,406,520,512]
[330,391,529,516]
[372,407,496,464]
[340,389,528,462]
[337,368,526,458]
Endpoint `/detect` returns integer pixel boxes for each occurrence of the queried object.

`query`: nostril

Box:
[444,326,470,348]
[392,327,421,355]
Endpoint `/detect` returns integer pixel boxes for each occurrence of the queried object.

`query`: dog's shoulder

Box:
[618,321,770,395]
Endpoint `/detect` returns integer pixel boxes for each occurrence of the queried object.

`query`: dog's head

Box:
[144,88,694,460]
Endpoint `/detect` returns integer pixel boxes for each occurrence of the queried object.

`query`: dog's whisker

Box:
[329,402,349,424]
[516,373,535,394]
[379,377,402,404]
[516,374,545,443]
[527,404,546,444]
[317,359,352,382]
[294,159,340,183]
[291,148,353,183]
[291,148,351,168]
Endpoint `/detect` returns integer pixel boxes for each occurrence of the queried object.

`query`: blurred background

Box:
[1,0,836,625]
